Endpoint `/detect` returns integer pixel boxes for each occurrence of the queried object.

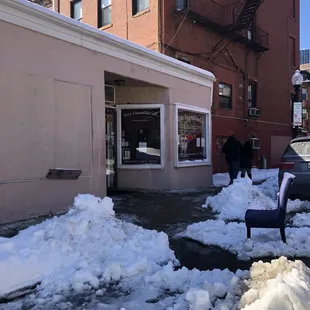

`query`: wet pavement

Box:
[111,188,310,272]
[111,188,219,238]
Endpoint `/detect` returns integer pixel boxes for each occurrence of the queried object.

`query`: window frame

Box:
[174,103,211,168]
[98,0,112,28]
[248,80,257,107]
[116,104,165,169]
[71,0,82,21]
[132,0,149,16]
[218,82,232,109]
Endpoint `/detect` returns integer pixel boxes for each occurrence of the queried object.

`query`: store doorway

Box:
[106,107,117,189]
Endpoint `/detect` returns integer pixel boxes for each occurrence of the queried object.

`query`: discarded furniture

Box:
[245,172,296,243]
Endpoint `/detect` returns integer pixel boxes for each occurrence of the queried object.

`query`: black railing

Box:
[186,0,268,50]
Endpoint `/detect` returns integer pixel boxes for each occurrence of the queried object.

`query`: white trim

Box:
[174,103,211,168]
[0,0,215,88]
[116,104,165,170]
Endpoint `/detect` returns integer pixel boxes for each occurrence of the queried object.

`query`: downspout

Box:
[52,0,55,11]
[125,0,129,40]
[158,0,163,53]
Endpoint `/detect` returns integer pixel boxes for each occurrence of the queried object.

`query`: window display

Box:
[177,109,207,162]
[120,108,161,165]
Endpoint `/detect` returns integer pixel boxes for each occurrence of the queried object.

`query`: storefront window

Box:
[120,107,161,165]
[177,109,208,162]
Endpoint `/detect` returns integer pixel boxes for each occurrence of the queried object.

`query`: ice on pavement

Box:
[204,177,310,221]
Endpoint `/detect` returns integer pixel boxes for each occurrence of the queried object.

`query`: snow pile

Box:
[181,220,310,260]
[240,257,310,309]
[292,212,310,227]
[203,178,276,221]
[256,175,279,200]
[205,176,310,221]
[0,194,176,298]
[142,263,247,310]
[213,168,279,187]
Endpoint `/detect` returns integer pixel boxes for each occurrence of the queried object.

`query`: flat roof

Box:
[0,0,216,87]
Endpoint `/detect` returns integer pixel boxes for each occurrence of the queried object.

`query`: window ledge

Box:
[219,107,233,110]
[100,23,113,30]
[175,160,211,168]
[118,164,163,170]
[132,8,150,18]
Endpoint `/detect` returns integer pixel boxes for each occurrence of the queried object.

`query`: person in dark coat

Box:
[222,135,243,185]
[240,136,254,180]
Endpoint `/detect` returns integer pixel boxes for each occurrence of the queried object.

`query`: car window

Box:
[284,141,310,156]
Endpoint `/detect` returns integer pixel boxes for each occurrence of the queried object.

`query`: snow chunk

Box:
[182,220,310,260]
[240,257,310,309]
[292,212,310,227]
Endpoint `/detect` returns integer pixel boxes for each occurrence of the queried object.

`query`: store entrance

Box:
[106,107,117,189]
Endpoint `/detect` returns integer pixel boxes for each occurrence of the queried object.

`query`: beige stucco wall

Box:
[115,86,212,190]
[0,19,213,221]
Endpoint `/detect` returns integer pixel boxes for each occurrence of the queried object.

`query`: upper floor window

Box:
[71,0,82,21]
[132,0,149,15]
[248,80,257,107]
[302,88,308,101]
[219,83,232,109]
[98,0,111,27]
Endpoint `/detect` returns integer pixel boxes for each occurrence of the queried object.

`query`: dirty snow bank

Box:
[240,257,310,310]
[181,220,310,260]
[204,177,310,221]
[0,194,176,298]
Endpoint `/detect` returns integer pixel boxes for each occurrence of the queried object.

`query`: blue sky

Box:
[300,0,309,48]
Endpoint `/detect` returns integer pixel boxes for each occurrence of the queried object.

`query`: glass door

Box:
[106,107,117,189]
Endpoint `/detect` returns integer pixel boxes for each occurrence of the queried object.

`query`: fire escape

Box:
[175,0,269,60]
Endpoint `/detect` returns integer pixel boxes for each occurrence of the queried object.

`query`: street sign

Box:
[293,102,302,126]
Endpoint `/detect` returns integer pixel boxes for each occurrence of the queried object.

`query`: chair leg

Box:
[280,228,286,243]
[247,226,251,239]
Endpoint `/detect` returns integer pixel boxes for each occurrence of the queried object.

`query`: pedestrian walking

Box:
[222,135,243,185]
[240,136,254,180]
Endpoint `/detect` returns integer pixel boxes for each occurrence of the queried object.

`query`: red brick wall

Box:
[58,0,159,50]
[161,0,298,172]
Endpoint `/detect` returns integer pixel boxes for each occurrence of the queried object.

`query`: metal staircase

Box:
[210,0,264,61]
[232,0,264,31]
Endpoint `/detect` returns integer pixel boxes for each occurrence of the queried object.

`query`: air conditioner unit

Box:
[251,137,260,150]
[176,0,188,11]
[248,107,261,117]
[105,84,115,103]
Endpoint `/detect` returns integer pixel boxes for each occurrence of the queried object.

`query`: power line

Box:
[163,9,189,53]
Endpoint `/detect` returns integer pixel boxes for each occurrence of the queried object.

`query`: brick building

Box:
[55,0,299,172]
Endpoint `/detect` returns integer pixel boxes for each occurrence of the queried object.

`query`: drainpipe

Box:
[243,48,251,137]
[52,0,55,11]
[158,0,162,52]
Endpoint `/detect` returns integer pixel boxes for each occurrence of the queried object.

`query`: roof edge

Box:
[0,0,216,87]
